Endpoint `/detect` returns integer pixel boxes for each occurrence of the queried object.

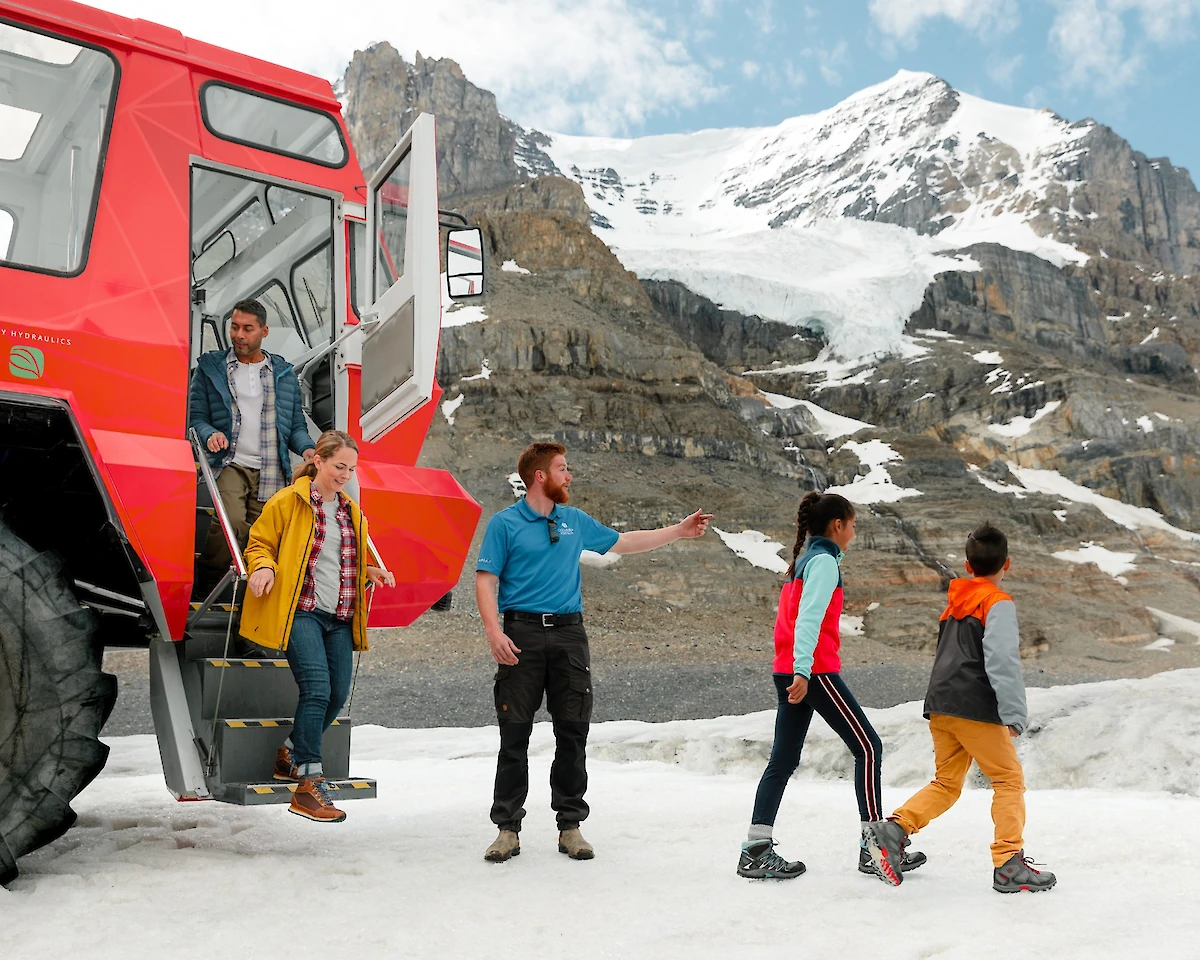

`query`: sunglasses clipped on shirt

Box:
[547,516,559,544]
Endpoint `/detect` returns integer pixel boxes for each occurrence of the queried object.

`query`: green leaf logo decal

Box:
[9,346,45,380]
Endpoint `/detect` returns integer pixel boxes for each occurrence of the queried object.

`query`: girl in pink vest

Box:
[736,492,924,884]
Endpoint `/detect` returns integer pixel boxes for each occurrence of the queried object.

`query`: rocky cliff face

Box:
[341,44,557,196]
[342,53,1200,668]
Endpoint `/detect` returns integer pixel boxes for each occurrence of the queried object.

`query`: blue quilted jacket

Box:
[188,350,315,471]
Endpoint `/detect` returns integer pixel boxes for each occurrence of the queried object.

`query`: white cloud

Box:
[87,0,718,136]
[800,41,849,86]
[869,0,1019,43]
[748,0,776,33]
[1049,0,1199,93]
[742,60,761,80]
[987,52,1024,85]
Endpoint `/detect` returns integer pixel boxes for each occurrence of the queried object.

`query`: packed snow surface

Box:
[500,259,532,274]
[1052,541,1138,583]
[712,527,789,574]
[825,439,922,504]
[544,71,1092,362]
[8,671,1200,957]
[987,400,1062,439]
[439,393,464,425]
[760,391,875,439]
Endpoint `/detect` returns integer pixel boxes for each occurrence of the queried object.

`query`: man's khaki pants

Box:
[891,713,1026,867]
[198,463,262,590]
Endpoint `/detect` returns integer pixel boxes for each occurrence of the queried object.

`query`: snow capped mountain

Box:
[542,71,1098,361]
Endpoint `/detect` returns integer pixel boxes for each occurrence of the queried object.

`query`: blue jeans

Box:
[285,609,353,770]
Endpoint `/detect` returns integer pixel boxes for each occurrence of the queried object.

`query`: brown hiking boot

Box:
[484,829,520,862]
[558,827,594,860]
[273,744,298,781]
[289,777,346,822]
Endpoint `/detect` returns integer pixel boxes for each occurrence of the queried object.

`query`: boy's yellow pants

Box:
[891,713,1025,867]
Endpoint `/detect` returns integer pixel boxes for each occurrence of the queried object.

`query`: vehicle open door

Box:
[359,113,441,441]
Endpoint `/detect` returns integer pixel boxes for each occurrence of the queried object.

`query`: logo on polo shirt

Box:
[557,522,575,536]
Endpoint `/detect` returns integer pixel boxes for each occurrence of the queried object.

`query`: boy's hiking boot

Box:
[273,744,298,782]
[864,820,907,886]
[558,828,595,860]
[288,777,346,822]
[993,851,1056,893]
[737,839,806,880]
[484,829,520,862]
[858,845,927,877]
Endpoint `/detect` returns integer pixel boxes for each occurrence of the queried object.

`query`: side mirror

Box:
[446,227,485,298]
[192,230,235,285]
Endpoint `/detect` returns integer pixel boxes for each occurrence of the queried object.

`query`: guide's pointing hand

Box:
[679,508,713,539]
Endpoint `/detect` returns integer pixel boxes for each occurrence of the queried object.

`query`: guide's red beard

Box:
[545,477,570,504]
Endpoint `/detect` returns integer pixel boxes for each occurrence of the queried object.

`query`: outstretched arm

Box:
[609,509,712,555]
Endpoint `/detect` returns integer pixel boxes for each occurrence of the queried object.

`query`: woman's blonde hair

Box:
[293,429,359,481]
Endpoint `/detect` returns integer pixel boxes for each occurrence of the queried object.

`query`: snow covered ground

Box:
[8,671,1200,957]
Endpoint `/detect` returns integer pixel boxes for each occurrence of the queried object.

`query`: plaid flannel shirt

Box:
[224,349,285,502]
[297,487,358,621]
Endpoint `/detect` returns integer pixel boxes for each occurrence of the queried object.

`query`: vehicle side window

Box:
[292,242,333,345]
[201,83,347,168]
[0,208,13,259]
[0,22,119,275]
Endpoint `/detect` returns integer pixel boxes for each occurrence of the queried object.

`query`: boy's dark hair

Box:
[785,491,856,578]
[231,298,268,326]
[965,522,1008,577]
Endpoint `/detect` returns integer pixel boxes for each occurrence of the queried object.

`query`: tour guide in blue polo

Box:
[476,442,712,863]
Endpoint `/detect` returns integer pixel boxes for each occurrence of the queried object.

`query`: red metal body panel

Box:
[0,0,480,636]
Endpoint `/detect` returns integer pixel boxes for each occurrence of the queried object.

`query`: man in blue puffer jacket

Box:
[190,298,315,592]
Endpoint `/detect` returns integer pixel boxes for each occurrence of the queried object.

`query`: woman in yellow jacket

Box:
[241,429,394,823]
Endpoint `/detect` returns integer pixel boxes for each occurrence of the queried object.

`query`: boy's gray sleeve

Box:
[981,600,1027,733]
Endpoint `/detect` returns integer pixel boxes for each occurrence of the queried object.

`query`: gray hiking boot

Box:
[558,827,595,860]
[863,820,907,886]
[993,851,1057,893]
[858,844,927,876]
[484,829,520,862]
[737,839,806,880]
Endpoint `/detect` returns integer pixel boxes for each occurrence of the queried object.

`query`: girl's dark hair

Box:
[784,491,856,578]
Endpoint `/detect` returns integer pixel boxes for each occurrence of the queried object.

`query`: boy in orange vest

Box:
[872,522,1056,893]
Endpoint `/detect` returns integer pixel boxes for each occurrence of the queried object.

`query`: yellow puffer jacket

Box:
[240,476,373,652]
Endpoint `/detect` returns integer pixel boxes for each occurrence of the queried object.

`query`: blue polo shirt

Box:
[477,499,620,614]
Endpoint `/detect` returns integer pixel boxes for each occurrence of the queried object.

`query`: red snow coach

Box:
[0,0,485,883]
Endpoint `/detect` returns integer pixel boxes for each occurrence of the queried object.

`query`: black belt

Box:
[504,611,584,628]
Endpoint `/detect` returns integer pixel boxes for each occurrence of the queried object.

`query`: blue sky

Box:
[92,0,1200,172]
[642,0,1200,171]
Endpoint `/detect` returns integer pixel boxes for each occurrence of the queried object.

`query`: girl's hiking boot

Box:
[993,851,1057,893]
[737,839,806,880]
[484,829,520,862]
[558,828,595,860]
[273,744,298,781]
[858,845,927,877]
[863,820,907,886]
[288,777,346,822]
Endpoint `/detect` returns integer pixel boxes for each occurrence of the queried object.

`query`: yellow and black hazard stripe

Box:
[204,658,290,668]
[222,718,344,728]
[248,780,374,796]
[189,602,236,612]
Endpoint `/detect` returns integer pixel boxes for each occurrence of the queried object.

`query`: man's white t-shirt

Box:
[231,358,268,470]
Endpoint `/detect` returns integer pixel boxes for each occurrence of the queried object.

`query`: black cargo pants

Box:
[491,617,593,831]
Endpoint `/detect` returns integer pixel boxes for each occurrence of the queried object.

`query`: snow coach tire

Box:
[0,520,117,886]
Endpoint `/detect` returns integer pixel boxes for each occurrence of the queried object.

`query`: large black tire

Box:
[0,521,116,885]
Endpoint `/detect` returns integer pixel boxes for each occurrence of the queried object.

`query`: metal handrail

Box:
[189,427,246,580]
